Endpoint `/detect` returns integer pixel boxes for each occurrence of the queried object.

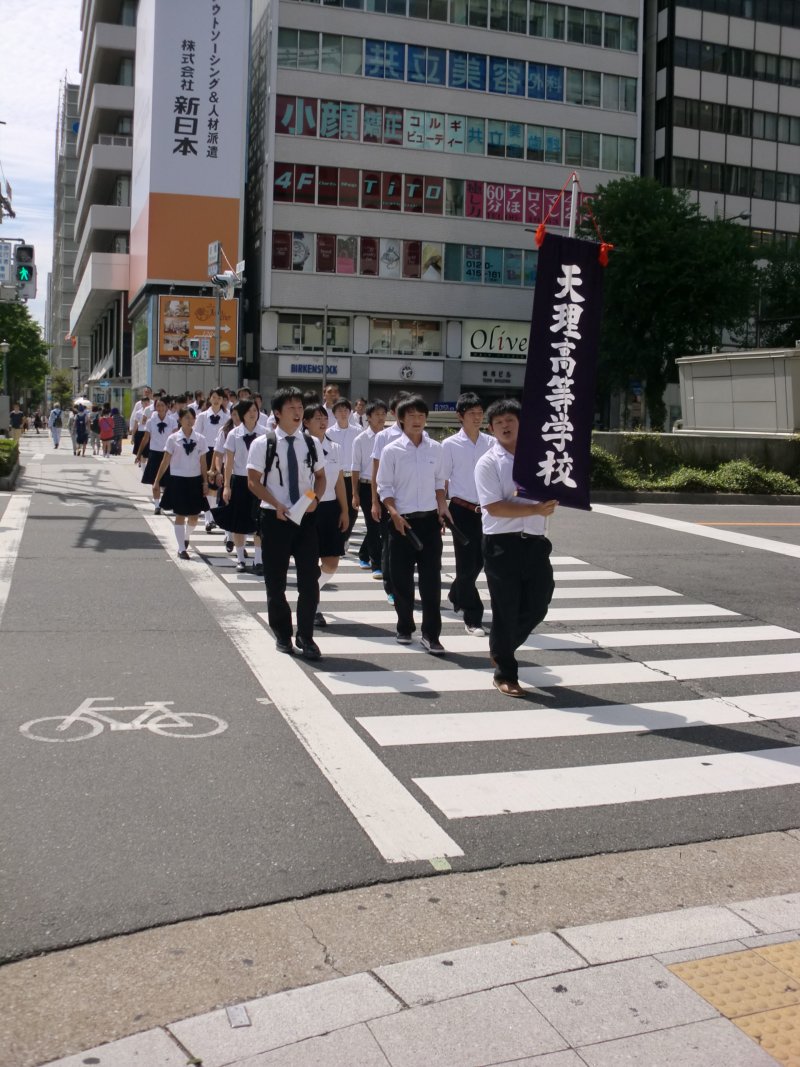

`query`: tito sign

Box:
[462,320,530,361]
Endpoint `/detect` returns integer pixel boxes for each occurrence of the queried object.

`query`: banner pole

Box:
[568,171,579,238]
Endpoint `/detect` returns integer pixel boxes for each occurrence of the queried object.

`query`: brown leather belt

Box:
[450,497,481,513]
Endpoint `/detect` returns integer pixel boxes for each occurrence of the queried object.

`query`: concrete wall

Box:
[594,431,800,477]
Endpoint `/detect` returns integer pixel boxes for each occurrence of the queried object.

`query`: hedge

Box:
[0,439,18,478]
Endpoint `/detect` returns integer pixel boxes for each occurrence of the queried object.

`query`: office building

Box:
[644,0,800,244]
[246,0,643,404]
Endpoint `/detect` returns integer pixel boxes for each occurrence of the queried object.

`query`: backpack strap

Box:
[262,430,277,483]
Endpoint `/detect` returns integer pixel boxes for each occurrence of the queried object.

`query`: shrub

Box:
[590,444,638,489]
[711,460,800,495]
[0,439,19,477]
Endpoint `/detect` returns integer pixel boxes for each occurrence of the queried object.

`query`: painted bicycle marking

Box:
[20,697,228,742]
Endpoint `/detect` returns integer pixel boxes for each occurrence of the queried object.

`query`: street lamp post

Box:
[0,339,9,395]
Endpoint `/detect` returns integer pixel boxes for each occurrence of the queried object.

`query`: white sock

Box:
[224,531,231,541]
[184,527,192,547]
[236,545,245,562]
[319,569,335,589]
[254,546,262,565]
[174,523,185,551]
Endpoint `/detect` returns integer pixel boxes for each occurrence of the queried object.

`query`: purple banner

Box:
[513,233,604,511]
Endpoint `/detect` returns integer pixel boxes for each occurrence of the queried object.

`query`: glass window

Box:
[464,245,483,283]
[621,16,638,51]
[506,121,524,158]
[566,68,583,104]
[450,0,468,22]
[342,35,363,74]
[523,249,538,287]
[490,0,508,30]
[484,247,503,284]
[529,0,545,35]
[508,58,525,95]
[509,0,526,32]
[584,70,601,107]
[546,66,564,101]
[469,0,489,26]
[584,8,601,45]
[488,119,505,156]
[445,178,465,214]
[547,2,565,38]
[622,76,637,112]
[603,73,620,110]
[445,114,466,152]
[387,0,407,12]
[466,116,485,153]
[321,34,342,72]
[565,129,582,166]
[604,13,621,49]
[567,7,583,43]
[601,134,618,171]
[278,28,298,68]
[428,47,446,84]
[583,130,600,167]
[365,0,387,9]
[545,126,562,162]
[444,244,463,281]
[429,0,448,19]
[619,136,636,173]
[526,123,544,160]
[298,31,320,69]
[528,62,546,98]
[504,248,522,285]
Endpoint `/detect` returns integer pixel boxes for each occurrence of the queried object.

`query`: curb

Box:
[0,463,21,491]
[591,490,800,505]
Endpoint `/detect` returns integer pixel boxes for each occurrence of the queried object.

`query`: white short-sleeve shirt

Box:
[475,441,546,536]
[165,430,208,477]
[247,427,324,510]
[225,425,263,477]
[377,434,445,514]
[442,428,493,503]
[144,411,177,451]
[317,436,343,503]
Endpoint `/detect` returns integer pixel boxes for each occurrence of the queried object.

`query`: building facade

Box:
[644,0,800,245]
[69,0,138,407]
[246,0,643,405]
[48,80,90,389]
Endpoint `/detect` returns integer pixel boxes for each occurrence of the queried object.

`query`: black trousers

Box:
[483,533,554,683]
[447,503,485,627]
[260,509,320,642]
[389,512,443,639]
[357,482,382,569]
[380,506,393,595]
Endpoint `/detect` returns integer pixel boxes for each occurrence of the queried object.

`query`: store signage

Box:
[277,355,351,379]
[463,320,530,360]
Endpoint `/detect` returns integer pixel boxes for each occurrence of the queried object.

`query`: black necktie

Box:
[182,438,197,456]
[210,413,221,424]
[243,432,257,450]
[157,421,167,433]
[285,435,300,504]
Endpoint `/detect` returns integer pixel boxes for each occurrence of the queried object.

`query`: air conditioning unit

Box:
[112,234,129,254]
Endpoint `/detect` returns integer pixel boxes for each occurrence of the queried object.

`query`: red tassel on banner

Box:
[598,242,614,267]
[535,223,547,248]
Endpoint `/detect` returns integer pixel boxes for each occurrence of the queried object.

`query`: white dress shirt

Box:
[442,428,493,504]
[377,434,445,514]
[164,430,208,477]
[247,426,324,510]
[350,411,366,430]
[212,425,229,455]
[256,411,275,433]
[317,436,343,503]
[326,423,360,473]
[324,405,337,429]
[130,401,153,434]
[370,421,403,461]
[144,411,178,451]
[225,425,263,477]
[351,428,376,479]
[475,441,546,536]
[195,407,226,441]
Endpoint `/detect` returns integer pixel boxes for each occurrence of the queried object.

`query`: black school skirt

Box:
[141,449,167,485]
[163,474,207,517]
[210,474,258,535]
[316,498,345,557]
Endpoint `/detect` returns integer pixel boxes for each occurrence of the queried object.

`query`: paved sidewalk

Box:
[41,892,800,1067]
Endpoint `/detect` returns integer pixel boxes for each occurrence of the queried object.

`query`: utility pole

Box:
[321,304,329,396]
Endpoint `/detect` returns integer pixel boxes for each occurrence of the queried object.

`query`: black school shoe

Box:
[177,550,190,561]
[275,637,294,655]
[421,635,445,656]
[295,636,322,661]
[314,612,327,627]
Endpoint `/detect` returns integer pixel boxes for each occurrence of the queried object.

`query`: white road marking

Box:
[285,604,738,627]
[592,503,800,560]
[312,625,799,657]
[358,691,800,746]
[0,493,31,628]
[414,746,800,818]
[317,652,800,696]
[238,585,682,605]
[136,506,463,864]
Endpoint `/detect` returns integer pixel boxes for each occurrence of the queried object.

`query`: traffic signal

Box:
[14,245,36,300]
[188,337,200,360]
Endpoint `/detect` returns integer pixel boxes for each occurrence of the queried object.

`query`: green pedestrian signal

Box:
[13,244,36,299]
[188,337,200,360]
[16,265,31,283]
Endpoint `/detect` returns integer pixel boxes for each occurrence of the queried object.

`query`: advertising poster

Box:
[292,232,314,272]
[421,242,443,281]
[360,237,379,276]
[316,234,336,273]
[337,236,358,274]
[157,295,238,364]
[379,238,401,278]
[403,240,422,279]
[272,231,292,271]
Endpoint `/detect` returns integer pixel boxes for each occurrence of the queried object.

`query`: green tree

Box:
[0,302,50,404]
[581,177,754,429]
[50,369,74,409]
[755,242,800,349]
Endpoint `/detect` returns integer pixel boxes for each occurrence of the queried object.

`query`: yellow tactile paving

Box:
[669,949,800,1018]
[669,939,800,1067]
[756,942,800,985]
[734,1004,800,1067]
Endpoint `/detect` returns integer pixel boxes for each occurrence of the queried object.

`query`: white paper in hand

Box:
[287,489,316,525]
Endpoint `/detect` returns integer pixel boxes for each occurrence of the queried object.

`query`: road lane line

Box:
[0,494,31,628]
[357,692,800,746]
[137,506,463,864]
[592,503,800,559]
[413,746,800,818]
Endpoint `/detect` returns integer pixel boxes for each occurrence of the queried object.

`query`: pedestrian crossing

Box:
[151,508,800,857]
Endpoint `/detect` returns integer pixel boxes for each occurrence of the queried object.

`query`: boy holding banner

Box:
[475,399,557,697]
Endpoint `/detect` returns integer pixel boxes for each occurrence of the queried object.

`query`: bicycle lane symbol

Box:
[20,697,228,742]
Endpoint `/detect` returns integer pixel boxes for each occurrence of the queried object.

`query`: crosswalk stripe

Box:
[357,691,800,746]
[413,746,800,818]
[239,585,681,604]
[219,568,629,586]
[311,625,800,657]
[273,604,738,627]
[317,652,800,695]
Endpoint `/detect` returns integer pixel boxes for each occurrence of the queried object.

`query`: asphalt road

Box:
[1,436,798,963]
